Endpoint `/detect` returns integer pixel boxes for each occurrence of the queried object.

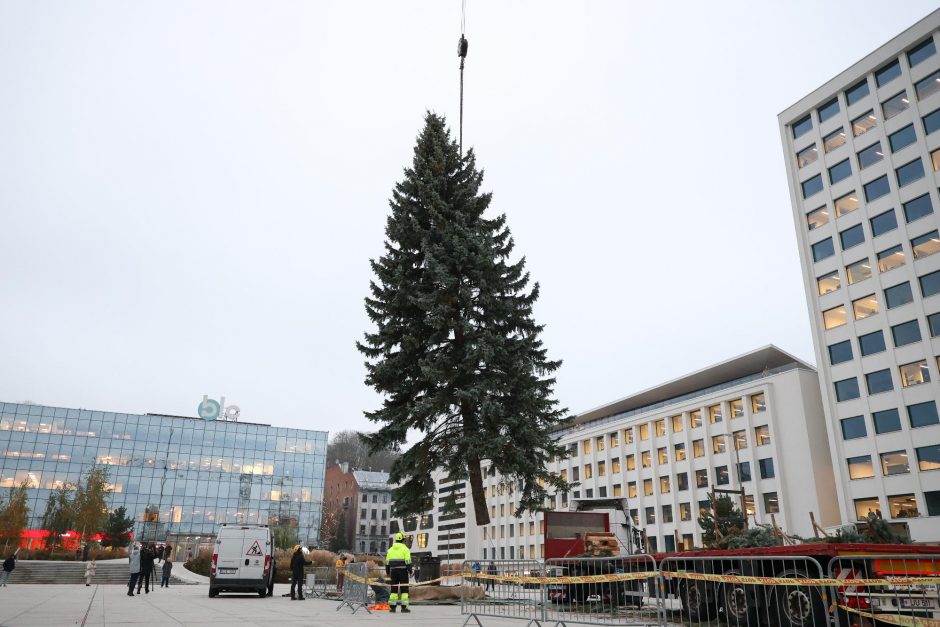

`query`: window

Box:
[738,461,751,482]
[847,455,875,479]
[915,69,940,101]
[596,436,605,451]
[692,439,704,457]
[931,311,940,336]
[660,476,671,494]
[891,320,921,347]
[802,174,823,199]
[584,463,592,479]
[755,425,770,446]
[877,245,905,272]
[916,444,940,471]
[690,410,702,428]
[835,377,861,401]
[572,466,579,481]
[908,401,939,428]
[835,191,859,217]
[583,438,591,454]
[764,492,780,514]
[927,492,940,516]
[679,502,691,521]
[824,305,847,329]
[758,458,775,479]
[854,497,881,520]
[731,431,746,451]
[623,428,633,444]
[712,435,726,454]
[676,472,688,490]
[866,369,894,394]
[863,175,890,202]
[824,128,847,152]
[628,482,637,498]
[882,91,909,120]
[818,98,840,123]
[611,457,621,473]
[830,159,852,184]
[816,270,842,296]
[597,460,606,476]
[852,110,877,137]
[904,194,934,223]
[715,465,729,485]
[641,450,651,468]
[674,443,686,461]
[933,148,940,172]
[695,469,708,488]
[873,408,901,434]
[609,431,619,447]
[846,79,870,106]
[888,494,919,519]
[797,144,819,169]
[921,269,940,298]
[645,507,655,525]
[626,454,635,470]
[639,424,649,440]
[671,415,683,433]
[829,340,853,364]
[896,159,925,187]
[889,124,917,152]
[899,360,930,387]
[876,60,901,87]
[840,224,865,250]
[870,209,898,237]
[643,478,653,496]
[880,450,910,476]
[908,38,937,67]
[613,483,622,497]
[853,294,879,319]
[923,108,940,134]
[657,447,668,464]
[751,393,765,413]
[813,238,835,261]
[841,415,867,440]
[846,258,872,283]
[598,486,607,497]
[654,419,666,437]
[913,230,940,259]
[857,142,883,169]
[792,115,812,139]
[884,282,913,309]
[708,404,722,423]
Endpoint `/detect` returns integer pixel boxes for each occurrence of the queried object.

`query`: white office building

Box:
[476,346,840,559]
[779,10,940,541]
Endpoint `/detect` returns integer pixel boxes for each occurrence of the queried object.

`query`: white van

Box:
[209,524,275,598]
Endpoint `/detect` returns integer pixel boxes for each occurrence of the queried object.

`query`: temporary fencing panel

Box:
[336,561,371,614]
[304,566,333,598]
[461,559,547,625]
[827,554,940,627]
[543,555,661,626]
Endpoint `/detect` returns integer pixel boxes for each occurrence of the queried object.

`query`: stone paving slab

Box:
[0,584,527,626]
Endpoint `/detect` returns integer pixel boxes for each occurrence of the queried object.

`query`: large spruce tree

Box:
[358,112,570,526]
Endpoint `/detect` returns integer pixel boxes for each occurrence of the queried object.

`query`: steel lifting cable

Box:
[457,0,468,155]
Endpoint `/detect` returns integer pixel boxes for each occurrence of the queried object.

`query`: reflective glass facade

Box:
[0,402,327,545]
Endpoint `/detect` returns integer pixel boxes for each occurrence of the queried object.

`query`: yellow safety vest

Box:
[385,541,411,566]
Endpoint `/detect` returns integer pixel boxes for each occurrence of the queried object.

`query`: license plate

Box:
[219,568,238,574]
[900,598,935,609]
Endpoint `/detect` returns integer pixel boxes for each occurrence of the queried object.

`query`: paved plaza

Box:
[0,583,522,627]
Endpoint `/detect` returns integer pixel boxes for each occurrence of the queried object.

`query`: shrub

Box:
[184,549,213,577]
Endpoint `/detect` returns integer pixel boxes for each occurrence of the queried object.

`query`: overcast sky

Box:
[1,1,937,437]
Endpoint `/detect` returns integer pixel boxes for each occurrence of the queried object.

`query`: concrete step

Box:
[7,561,196,585]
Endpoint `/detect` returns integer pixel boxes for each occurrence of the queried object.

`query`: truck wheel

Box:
[680,580,718,621]
[208,587,218,598]
[719,570,759,627]
[771,571,827,627]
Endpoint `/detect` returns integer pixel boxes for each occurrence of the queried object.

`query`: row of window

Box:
[840,403,938,440]
[563,394,766,456]
[801,121,931,182]
[803,148,932,205]
[817,229,940,295]
[854,491,940,520]
[834,358,939,400]
[829,316,936,366]
[846,443,939,480]
[792,37,938,140]
[823,269,940,330]
[811,193,935,263]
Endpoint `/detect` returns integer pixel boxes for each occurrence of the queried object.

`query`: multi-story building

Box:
[779,9,940,541]
[323,463,393,554]
[478,346,840,559]
[0,400,327,557]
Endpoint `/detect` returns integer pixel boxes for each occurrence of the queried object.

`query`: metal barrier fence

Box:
[304,566,334,598]
[336,562,371,614]
[827,554,940,627]
[462,559,546,626]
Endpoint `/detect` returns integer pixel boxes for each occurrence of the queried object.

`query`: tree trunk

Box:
[467,455,490,526]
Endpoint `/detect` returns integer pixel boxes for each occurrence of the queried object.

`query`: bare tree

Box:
[326,430,399,472]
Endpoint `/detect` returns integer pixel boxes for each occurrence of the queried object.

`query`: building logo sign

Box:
[198,395,241,422]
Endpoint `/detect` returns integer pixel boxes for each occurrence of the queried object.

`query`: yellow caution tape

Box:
[342,573,450,587]
[461,571,658,584]
[661,571,940,587]
[838,604,940,627]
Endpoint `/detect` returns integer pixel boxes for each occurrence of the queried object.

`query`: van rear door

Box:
[215,528,245,579]
[240,531,267,582]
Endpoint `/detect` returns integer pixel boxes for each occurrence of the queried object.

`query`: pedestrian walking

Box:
[160,558,172,588]
[472,561,482,586]
[385,532,412,613]
[81,544,90,562]
[1,554,16,587]
[84,559,96,586]
[127,544,141,597]
[290,545,311,600]
[334,554,346,592]
[136,544,155,594]
[485,562,497,591]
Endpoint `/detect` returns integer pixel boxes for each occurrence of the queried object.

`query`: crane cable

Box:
[458,0,468,156]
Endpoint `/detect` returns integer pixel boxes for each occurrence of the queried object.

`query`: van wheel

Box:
[208,588,218,598]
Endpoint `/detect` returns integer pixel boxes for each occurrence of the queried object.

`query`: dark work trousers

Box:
[389,568,409,604]
[291,575,304,599]
[127,573,140,595]
[136,568,152,593]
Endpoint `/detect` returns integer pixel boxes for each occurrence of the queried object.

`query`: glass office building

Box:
[0,401,327,554]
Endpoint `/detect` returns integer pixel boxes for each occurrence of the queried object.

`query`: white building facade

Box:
[477,347,840,560]
[779,9,940,541]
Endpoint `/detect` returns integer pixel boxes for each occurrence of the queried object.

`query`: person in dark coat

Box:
[289,545,311,600]
[136,544,155,594]
[1,554,15,587]
[160,558,172,587]
[81,544,90,562]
